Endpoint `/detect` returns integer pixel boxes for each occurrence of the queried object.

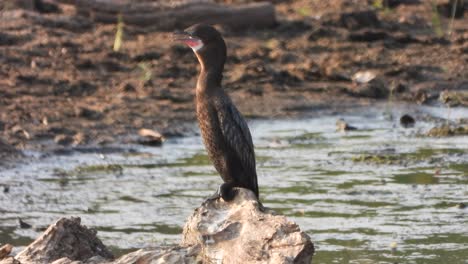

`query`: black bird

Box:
[174,24,259,201]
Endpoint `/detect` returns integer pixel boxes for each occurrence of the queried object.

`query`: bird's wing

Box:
[215,96,258,192]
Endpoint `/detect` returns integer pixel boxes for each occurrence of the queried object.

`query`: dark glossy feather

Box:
[215,95,258,197]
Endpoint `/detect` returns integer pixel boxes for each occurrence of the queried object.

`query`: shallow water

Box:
[1,104,467,263]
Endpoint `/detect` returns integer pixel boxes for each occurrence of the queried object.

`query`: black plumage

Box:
[174,24,259,201]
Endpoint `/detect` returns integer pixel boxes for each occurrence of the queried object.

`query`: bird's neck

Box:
[196,67,223,95]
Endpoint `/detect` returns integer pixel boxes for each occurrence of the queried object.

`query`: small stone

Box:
[437,0,465,18]
[11,125,30,140]
[352,71,377,84]
[353,78,389,98]
[96,136,114,145]
[340,10,380,29]
[137,128,164,146]
[75,107,103,120]
[18,218,32,229]
[384,0,420,8]
[119,82,136,93]
[400,114,415,128]
[336,119,357,132]
[390,83,407,94]
[132,51,161,62]
[349,29,388,42]
[42,117,48,126]
[247,86,263,96]
[54,134,73,146]
[439,90,468,107]
[72,132,86,146]
[426,125,468,137]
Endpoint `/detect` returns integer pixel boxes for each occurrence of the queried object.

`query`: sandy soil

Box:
[0,0,467,153]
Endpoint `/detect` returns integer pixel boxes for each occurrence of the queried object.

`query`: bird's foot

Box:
[219,182,237,201]
[202,190,221,206]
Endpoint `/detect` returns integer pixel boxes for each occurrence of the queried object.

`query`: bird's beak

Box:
[173,31,203,51]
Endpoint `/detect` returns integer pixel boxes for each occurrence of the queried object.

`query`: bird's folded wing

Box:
[216,97,257,180]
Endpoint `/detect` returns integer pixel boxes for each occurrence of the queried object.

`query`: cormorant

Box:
[174,24,259,201]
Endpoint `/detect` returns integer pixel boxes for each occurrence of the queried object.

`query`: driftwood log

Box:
[11,0,276,30]
[55,0,276,30]
[0,189,314,264]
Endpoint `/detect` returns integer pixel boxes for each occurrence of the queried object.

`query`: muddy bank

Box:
[0,0,467,153]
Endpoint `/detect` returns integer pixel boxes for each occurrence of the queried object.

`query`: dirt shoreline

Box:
[1,0,467,157]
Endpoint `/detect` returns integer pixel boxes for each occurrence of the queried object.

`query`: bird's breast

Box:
[196,97,227,172]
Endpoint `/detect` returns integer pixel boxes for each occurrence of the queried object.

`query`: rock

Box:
[426,125,468,137]
[15,217,114,264]
[96,135,115,145]
[352,70,377,84]
[18,218,32,229]
[0,244,13,260]
[47,126,76,136]
[390,82,407,94]
[12,0,35,10]
[72,132,87,146]
[182,188,314,264]
[35,0,60,14]
[54,134,74,146]
[336,119,358,132]
[132,51,161,62]
[75,107,103,121]
[339,10,380,29]
[118,82,136,93]
[400,114,415,128]
[6,190,314,264]
[383,0,421,8]
[11,125,30,140]
[0,139,20,155]
[349,29,389,42]
[247,86,264,96]
[439,90,468,107]
[437,0,465,18]
[0,138,23,166]
[351,78,389,98]
[137,128,164,146]
[307,26,337,41]
[0,33,21,46]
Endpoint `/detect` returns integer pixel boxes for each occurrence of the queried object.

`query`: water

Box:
[1,104,467,263]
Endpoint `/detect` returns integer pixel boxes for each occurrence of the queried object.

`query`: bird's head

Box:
[173,24,226,72]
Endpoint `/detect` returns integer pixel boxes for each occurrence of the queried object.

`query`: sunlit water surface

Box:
[1,104,467,264]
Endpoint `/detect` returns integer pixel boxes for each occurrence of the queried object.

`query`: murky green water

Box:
[1,104,467,263]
